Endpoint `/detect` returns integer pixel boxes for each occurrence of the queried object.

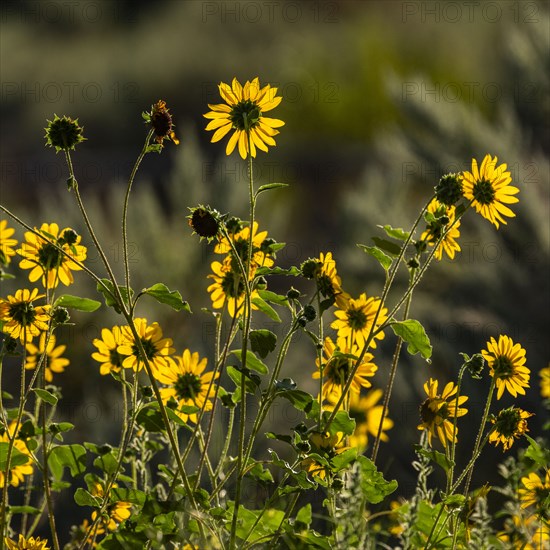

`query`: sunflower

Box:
[25,332,69,382]
[4,535,51,550]
[0,288,50,344]
[155,349,219,424]
[204,77,284,159]
[420,198,461,260]
[498,512,550,549]
[91,326,126,375]
[462,154,519,229]
[0,219,18,266]
[214,221,274,270]
[147,99,179,147]
[540,366,550,399]
[207,259,259,318]
[519,471,550,513]
[417,378,468,448]
[118,318,174,373]
[325,388,393,451]
[489,407,533,451]
[482,335,530,400]
[301,431,347,481]
[313,337,377,403]
[331,292,387,349]
[90,482,132,531]
[0,423,34,488]
[303,252,349,308]
[17,222,87,289]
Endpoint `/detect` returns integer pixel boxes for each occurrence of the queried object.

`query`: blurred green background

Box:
[1,0,549,539]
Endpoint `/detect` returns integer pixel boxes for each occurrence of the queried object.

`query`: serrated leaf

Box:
[96,279,133,313]
[0,442,29,469]
[143,283,191,312]
[256,183,289,195]
[390,319,432,360]
[252,296,281,322]
[379,224,410,241]
[74,487,101,507]
[416,446,454,473]
[54,295,101,312]
[357,455,398,504]
[32,388,58,405]
[48,444,87,479]
[357,244,392,271]
[371,237,402,257]
[323,410,355,437]
[250,329,277,359]
[230,349,269,374]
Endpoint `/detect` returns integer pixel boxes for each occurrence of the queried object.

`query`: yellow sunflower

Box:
[204,77,284,159]
[118,318,174,373]
[313,337,377,403]
[420,198,461,260]
[25,332,69,382]
[155,349,219,424]
[214,221,274,270]
[498,512,550,549]
[540,366,550,399]
[4,535,50,550]
[301,431,347,481]
[207,259,259,318]
[417,378,468,448]
[91,326,126,375]
[307,252,349,308]
[519,471,550,512]
[482,335,530,400]
[17,222,87,289]
[489,407,533,451]
[462,154,519,229]
[90,482,132,531]
[0,423,34,488]
[331,292,387,349]
[0,288,50,344]
[0,219,18,266]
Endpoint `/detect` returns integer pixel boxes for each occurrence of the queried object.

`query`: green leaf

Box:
[48,444,87,479]
[357,244,392,272]
[96,279,133,313]
[0,442,29,469]
[371,237,402,257]
[357,455,398,504]
[249,329,277,359]
[323,410,355,437]
[74,487,101,507]
[7,505,41,515]
[252,295,281,322]
[331,447,358,471]
[230,349,269,374]
[295,503,312,527]
[390,319,432,360]
[93,452,119,475]
[379,224,410,241]
[145,143,163,154]
[256,183,289,196]
[110,488,147,505]
[54,295,101,312]
[416,446,454,473]
[136,406,166,432]
[277,389,320,419]
[256,266,301,277]
[32,388,58,406]
[524,435,550,466]
[245,460,274,483]
[258,289,288,306]
[142,283,191,313]
[227,366,259,395]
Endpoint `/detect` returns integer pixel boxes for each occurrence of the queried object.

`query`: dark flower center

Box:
[38,242,63,271]
[347,307,368,331]
[493,355,515,378]
[229,100,261,131]
[325,356,351,385]
[472,178,496,205]
[174,372,202,400]
[152,109,172,138]
[132,337,159,360]
[109,348,124,368]
[317,274,335,298]
[494,409,521,437]
[9,301,37,327]
[221,270,244,299]
[420,399,439,424]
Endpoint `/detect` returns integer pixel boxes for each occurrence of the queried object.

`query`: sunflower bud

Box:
[435,173,464,206]
[51,306,70,326]
[286,287,301,300]
[300,258,320,279]
[45,115,86,153]
[462,353,485,379]
[144,100,179,147]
